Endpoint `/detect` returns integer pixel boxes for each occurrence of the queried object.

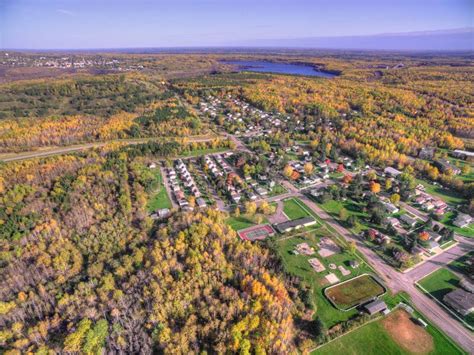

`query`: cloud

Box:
[56,9,75,16]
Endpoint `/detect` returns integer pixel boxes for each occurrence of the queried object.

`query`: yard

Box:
[313,308,463,355]
[275,228,373,327]
[440,211,474,238]
[418,268,474,327]
[416,178,466,206]
[146,169,172,212]
[324,274,386,310]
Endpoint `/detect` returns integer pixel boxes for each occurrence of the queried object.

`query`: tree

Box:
[234,207,240,217]
[303,163,314,176]
[390,193,400,205]
[339,208,349,221]
[369,181,381,194]
[348,241,356,254]
[336,164,344,173]
[418,231,429,241]
[245,201,257,216]
[366,170,377,181]
[347,215,358,227]
[342,174,352,184]
[385,178,392,191]
[283,165,294,179]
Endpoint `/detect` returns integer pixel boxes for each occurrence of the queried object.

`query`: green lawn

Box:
[267,183,287,197]
[225,216,256,231]
[318,199,369,234]
[275,229,372,328]
[416,179,466,205]
[283,198,310,220]
[146,169,172,212]
[418,268,473,327]
[440,211,474,238]
[313,318,405,355]
[313,308,465,355]
[178,147,228,158]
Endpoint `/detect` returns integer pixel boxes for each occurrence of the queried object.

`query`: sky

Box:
[0,0,472,49]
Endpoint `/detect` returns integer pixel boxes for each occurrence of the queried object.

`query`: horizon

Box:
[1,0,473,50]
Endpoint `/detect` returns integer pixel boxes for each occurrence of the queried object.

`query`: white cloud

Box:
[56,9,75,16]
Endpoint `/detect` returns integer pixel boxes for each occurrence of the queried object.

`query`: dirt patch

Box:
[382,309,434,354]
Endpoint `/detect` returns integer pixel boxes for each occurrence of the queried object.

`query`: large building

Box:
[274,217,317,233]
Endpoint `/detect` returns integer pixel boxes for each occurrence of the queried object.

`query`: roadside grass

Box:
[178,147,228,158]
[267,183,287,197]
[283,198,310,220]
[325,274,385,310]
[418,268,474,327]
[146,169,172,212]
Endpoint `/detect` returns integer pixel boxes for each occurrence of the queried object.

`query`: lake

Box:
[222,60,337,78]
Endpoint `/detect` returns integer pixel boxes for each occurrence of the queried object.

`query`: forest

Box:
[0,138,312,353]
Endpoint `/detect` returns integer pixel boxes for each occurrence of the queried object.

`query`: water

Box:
[223,60,337,78]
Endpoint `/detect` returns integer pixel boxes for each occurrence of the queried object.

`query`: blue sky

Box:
[0,0,472,49]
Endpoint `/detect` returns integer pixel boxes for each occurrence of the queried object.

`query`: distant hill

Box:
[235,28,474,51]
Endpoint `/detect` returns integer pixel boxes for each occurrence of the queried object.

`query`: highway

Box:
[0,135,219,163]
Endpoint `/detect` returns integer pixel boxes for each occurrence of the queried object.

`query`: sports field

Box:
[324,274,386,310]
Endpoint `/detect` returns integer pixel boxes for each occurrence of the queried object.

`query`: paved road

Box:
[0,136,218,162]
[269,182,474,352]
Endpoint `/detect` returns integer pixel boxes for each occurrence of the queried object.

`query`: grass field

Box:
[448,251,474,276]
[225,215,256,231]
[146,169,172,212]
[283,198,310,220]
[418,268,474,327]
[275,228,372,327]
[324,274,386,310]
[313,308,464,355]
[318,199,369,234]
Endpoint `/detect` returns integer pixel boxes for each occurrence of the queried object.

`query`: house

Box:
[196,197,207,208]
[364,299,388,315]
[400,214,417,228]
[418,147,435,160]
[157,208,171,219]
[384,167,402,178]
[453,213,473,228]
[434,159,461,175]
[256,187,268,197]
[384,217,400,228]
[426,240,440,252]
[460,278,474,293]
[452,149,474,161]
[382,201,399,214]
[274,217,317,234]
[443,289,474,316]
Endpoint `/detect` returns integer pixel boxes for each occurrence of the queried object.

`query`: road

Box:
[268,181,474,352]
[0,135,219,162]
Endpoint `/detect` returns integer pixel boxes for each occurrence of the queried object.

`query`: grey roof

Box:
[364,299,387,314]
[443,289,474,314]
[274,217,316,233]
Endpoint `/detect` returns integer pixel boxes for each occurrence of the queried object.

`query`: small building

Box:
[196,197,207,208]
[460,278,474,293]
[384,167,402,178]
[443,289,474,316]
[418,147,435,160]
[400,214,418,228]
[382,201,399,214]
[384,217,400,228]
[364,299,388,315]
[434,159,461,175]
[349,260,360,268]
[453,213,473,228]
[452,149,474,160]
[274,217,317,234]
[157,208,171,219]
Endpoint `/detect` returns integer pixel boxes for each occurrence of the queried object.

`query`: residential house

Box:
[400,214,418,228]
[418,147,435,160]
[454,213,473,228]
[196,197,207,208]
[443,289,474,316]
[364,299,388,315]
[384,167,402,178]
[435,159,461,175]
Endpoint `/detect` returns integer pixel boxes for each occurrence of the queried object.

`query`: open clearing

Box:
[314,308,462,355]
[324,274,385,310]
[147,168,172,212]
[381,309,434,354]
